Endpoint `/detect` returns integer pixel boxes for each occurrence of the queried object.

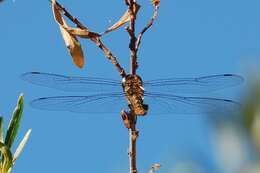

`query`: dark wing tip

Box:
[223,98,241,104]
[20,71,40,80]
[30,71,41,74]
[199,73,244,85]
[30,97,50,110]
[223,74,233,76]
[30,97,47,104]
[223,74,244,82]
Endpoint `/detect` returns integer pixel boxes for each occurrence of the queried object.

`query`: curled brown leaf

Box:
[52,0,85,68]
[103,3,140,35]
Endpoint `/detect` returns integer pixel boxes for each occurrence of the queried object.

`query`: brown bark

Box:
[128,113,138,173]
[129,125,138,173]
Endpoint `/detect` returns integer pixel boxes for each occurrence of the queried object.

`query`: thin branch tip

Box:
[136,5,159,50]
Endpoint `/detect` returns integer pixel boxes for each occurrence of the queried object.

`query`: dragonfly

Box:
[21,72,243,115]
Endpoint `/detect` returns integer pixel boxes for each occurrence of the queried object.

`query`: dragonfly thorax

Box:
[122,74,148,116]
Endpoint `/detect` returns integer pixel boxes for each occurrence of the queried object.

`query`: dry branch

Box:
[136,5,159,51]
[121,111,139,173]
[124,0,139,75]
[123,1,160,173]
[129,124,138,173]
[51,1,160,173]
[124,2,140,172]
[51,0,126,77]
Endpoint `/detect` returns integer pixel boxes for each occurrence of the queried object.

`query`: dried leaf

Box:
[103,3,140,34]
[52,0,84,68]
[151,0,160,7]
[67,28,100,39]
[152,163,161,170]
[59,26,84,68]
[148,163,161,173]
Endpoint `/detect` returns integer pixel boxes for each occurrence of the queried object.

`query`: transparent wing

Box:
[30,92,240,115]
[21,72,122,93]
[30,93,127,114]
[22,72,243,94]
[144,74,243,94]
[144,92,240,115]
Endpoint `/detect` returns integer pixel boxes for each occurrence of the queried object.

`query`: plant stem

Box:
[128,114,138,173]
[136,6,159,51]
[127,0,138,75]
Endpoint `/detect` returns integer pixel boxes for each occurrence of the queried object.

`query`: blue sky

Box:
[0,0,260,173]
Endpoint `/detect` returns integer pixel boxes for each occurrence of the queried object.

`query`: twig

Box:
[91,37,126,77]
[124,1,139,173]
[124,111,138,173]
[136,6,159,51]
[126,0,138,75]
[52,1,126,77]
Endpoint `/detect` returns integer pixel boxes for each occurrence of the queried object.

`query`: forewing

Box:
[30,93,127,114]
[144,74,243,94]
[21,72,122,93]
[144,92,240,115]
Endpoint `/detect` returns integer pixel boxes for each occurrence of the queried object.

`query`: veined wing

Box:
[30,93,127,114]
[143,74,243,94]
[30,92,240,115]
[21,72,122,93]
[144,92,240,115]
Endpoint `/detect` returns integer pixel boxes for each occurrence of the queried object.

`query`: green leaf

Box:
[5,94,24,148]
[0,142,13,173]
[13,128,32,164]
[0,117,4,143]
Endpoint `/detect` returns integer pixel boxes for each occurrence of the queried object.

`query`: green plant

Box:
[0,94,32,173]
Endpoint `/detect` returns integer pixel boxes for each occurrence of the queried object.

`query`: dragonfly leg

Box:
[121,110,131,129]
[121,110,138,129]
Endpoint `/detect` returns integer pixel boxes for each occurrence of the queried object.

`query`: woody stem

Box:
[129,114,138,173]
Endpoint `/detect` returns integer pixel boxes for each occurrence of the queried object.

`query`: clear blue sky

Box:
[0,0,260,173]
